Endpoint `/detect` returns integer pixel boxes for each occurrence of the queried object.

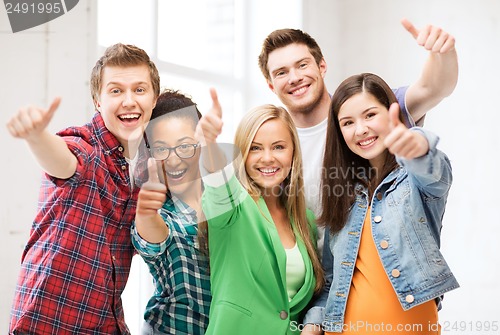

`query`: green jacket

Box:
[202,172,317,335]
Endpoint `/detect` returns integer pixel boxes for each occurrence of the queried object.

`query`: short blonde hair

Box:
[90,43,160,108]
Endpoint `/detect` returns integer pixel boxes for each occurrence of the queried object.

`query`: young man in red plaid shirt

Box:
[6,43,160,335]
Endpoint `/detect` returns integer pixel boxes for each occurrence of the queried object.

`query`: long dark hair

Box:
[319,73,402,234]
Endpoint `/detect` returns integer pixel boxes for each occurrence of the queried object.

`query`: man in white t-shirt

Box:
[258,19,457,257]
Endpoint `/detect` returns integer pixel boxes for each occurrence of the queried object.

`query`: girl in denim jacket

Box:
[302,73,459,334]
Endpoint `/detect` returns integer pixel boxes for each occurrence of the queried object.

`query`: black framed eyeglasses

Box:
[149,142,200,161]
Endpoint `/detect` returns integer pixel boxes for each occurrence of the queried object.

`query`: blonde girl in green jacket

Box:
[196,89,324,335]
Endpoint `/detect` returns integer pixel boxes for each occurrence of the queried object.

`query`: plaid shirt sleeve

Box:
[131,221,171,258]
[131,195,211,334]
[10,114,137,335]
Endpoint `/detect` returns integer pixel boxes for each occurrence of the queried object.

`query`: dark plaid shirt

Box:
[10,113,137,335]
[132,194,211,335]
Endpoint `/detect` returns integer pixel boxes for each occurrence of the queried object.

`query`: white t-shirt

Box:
[296,118,328,255]
[296,118,328,218]
[125,152,139,190]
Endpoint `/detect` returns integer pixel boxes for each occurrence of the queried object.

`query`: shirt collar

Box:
[91,112,124,155]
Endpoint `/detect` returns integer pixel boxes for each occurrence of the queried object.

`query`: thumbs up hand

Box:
[401,18,455,54]
[195,88,227,173]
[195,88,223,145]
[134,158,170,243]
[383,103,429,159]
[136,158,167,220]
[7,97,62,141]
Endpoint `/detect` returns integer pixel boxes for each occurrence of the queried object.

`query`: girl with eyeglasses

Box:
[132,89,210,335]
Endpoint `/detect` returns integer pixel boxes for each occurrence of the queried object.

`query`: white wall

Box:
[1,0,499,333]
[0,1,97,331]
[304,0,500,331]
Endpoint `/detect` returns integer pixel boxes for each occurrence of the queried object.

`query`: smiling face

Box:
[266,43,328,118]
[96,64,157,158]
[338,91,391,169]
[244,118,294,197]
[149,116,201,197]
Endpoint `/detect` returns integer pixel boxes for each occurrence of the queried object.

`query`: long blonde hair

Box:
[234,104,324,293]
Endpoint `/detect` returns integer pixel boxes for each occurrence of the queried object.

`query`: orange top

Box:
[327,207,440,335]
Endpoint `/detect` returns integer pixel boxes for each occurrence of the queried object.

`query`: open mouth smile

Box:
[166,169,187,180]
[257,167,280,176]
[118,113,141,123]
[358,136,377,148]
[289,85,309,96]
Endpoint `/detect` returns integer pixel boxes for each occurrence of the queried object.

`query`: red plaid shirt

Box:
[10,113,138,335]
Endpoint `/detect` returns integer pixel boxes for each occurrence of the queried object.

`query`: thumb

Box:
[147,157,161,183]
[144,157,167,192]
[209,88,222,119]
[388,103,403,130]
[401,18,419,40]
[44,97,61,122]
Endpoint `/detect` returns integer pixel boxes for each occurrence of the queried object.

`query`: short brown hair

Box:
[90,43,160,108]
[258,28,324,81]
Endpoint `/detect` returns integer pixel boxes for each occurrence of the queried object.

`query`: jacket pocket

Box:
[386,177,410,206]
[218,300,253,317]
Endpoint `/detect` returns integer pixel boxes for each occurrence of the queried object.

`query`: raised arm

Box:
[6,97,78,179]
[195,88,227,173]
[385,103,452,198]
[402,19,458,123]
[134,158,169,243]
[384,103,429,160]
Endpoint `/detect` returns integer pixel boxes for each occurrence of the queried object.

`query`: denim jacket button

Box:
[374,215,382,223]
[405,294,415,303]
[380,240,389,249]
[391,269,401,278]
[376,192,383,200]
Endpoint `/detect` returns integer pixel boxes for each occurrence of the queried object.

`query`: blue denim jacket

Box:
[303,128,459,332]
